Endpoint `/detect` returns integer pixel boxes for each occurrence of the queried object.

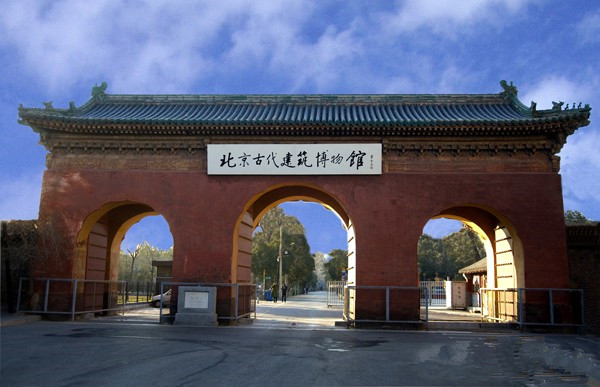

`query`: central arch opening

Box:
[233,184,353,326]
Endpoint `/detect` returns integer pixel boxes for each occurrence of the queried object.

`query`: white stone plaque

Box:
[207,143,382,175]
[184,291,209,309]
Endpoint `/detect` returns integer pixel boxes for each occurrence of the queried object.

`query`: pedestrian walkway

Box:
[254,291,343,329]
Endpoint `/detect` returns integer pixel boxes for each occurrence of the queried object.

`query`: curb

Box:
[1,314,42,327]
[426,321,517,331]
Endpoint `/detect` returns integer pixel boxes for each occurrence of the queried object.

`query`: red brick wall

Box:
[567,224,600,335]
[37,169,570,320]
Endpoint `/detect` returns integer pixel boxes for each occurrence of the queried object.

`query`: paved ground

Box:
[95,291,483,327]
[2,292,599,386]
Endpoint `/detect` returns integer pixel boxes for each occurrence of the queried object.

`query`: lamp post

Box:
[278,225,283,295]
[277,225,295,295]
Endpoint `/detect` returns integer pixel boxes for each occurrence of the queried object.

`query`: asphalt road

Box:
[1,293,599,386]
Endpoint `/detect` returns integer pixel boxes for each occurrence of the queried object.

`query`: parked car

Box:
[151,289,171,307]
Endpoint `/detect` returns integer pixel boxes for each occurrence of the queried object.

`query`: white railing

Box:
[327,281,346,307]
[419,280,446,307]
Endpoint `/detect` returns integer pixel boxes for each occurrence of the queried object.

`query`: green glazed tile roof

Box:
[76,97,526,124]
[18,81,591,133]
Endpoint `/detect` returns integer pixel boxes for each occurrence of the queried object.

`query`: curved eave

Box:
[19,117,586,138]
[19,106,590,129]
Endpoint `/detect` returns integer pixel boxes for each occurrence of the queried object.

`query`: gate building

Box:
[18,81,591,323]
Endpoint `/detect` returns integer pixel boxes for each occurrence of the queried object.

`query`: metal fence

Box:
[517,288,584,328]
[481,287,585,329]
[16,277,126,320]
[480,287,518,322]
[419,281,446,307]
[158,282,257,323]
[327,281,347,307]
[344,285,426,326]
[123,281,155,303]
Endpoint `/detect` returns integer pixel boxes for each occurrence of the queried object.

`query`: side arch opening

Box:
[418,204,524,322]
[75,201,174,311]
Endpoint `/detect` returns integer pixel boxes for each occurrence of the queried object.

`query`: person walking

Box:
[270,282,278,303]
[281,283,288,303]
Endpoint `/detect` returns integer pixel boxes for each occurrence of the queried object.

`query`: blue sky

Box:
[1,1,599,253]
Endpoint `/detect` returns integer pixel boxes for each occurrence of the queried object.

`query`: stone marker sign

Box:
[184,291,209,309]
[175,286,218,326]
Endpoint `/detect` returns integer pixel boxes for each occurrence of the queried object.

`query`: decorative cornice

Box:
[382,139,556,157]
[44,138,207,156]
[25,118,583,138]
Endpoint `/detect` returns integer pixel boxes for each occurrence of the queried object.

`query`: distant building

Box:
[313,252,327,289]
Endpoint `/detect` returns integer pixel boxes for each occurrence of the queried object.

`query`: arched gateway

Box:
[18,81,590,323]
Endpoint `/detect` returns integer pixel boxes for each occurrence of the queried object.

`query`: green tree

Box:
[417,234,443,280]
[565,210,593,225]
[251,207,315,289]
[324,249,348,281]
[441,228,485,279]
[418,227,485,280]
[119,241,172,283]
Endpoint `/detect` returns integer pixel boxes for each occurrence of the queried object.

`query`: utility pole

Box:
[278,224,283,294]
[262,269,266,300]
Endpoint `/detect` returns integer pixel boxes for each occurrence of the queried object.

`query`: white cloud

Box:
[0,0,263,93]
[0,0,541,97]
[225,5,364,92]
[0,173,42,220]
[438,66,469,93]
[381,0,533,36]
[0,0,371,94]
[373,76,416,94]
[522,76,593,110]
[520,76,600,220]
[560,129,600,220]
[281,26,364,92]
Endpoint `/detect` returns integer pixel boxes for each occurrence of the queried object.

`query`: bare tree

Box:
[1,218,70,311]
[125,244,142,302]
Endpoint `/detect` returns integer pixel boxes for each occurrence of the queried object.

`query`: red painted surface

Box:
[37,169,569,320]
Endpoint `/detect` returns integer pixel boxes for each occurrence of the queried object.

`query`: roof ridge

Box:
[97,93,507,104]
